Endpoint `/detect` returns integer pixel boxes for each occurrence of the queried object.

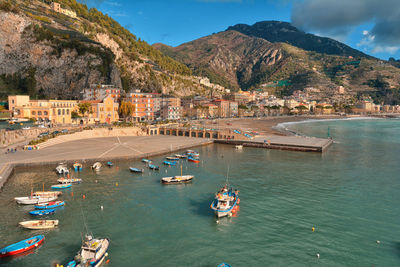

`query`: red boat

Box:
[188,157,200,163]
[0,235,44,257]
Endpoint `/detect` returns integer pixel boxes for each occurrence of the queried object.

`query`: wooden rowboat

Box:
[19,220,59,230]
[57,178,82,184]
[29,209,56,216]
[35,200,65,210]
[15,196,58,205]
[51,183,71,190]
[0,235,44,257]
[188,157,200,163]
[33,191,62,197]
[129,167,144,173]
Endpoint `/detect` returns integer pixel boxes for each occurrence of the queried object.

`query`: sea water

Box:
[0,118,399,266]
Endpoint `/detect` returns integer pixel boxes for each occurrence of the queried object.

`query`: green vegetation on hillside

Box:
[0,67,37,98]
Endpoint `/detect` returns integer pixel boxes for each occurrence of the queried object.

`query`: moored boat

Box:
[73,162,83,172]
[15,196,58,205]
[161,175,194,184]
[166,156,179,161]
[34,200,65,210]
[66,235,109,267]
[235,145,243,149]
[33,191,62,198]
[188,157,200,163]
[142,158,152,164]
[107,162,113,167]
[129,167,144,173]
[210,186,240,218]
[148,164,160,170]
[56,164,69,174]
[91,162,102,170]
[19,220,59,230]
[51,183,72,190]
[218,263,231,267]
[29,209,56,216]
[0,235,45,257]
[58,178,82,184]
[163,160,176,166]
[174,154,187,158]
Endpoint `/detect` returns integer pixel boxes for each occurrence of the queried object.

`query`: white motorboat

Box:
[66,235,109,267]
[19,220,59,230]
[210,186,240,218]
[91,162,102,170]
[161,165,193,184]
[57,177,82,184]
[235,145,243,149]
[14,195,58,205]
[56,164,69,174]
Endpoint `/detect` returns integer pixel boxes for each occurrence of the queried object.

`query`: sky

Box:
[82,0,400,60]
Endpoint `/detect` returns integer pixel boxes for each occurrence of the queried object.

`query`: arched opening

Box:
[166,130,170,135]
[212,133,218,139]
[205,132,211,138]
[198,132,203,138]
[185,131,189,137]
[160,129,165,135]
[38,111,42,115]
[191,132,196,137]
[32,111,36,115]
[44,111,48,116]
[178,131,183,136]
[172,130,177,136]
[150,130,154,135]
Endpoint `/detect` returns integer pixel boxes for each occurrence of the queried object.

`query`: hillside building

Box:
[81,84,122,102]
[50,2,77,18]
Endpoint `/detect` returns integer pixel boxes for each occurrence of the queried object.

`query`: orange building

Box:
[125,92,155,121]
[77,96,119,125]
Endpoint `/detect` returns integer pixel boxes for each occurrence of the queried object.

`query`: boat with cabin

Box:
[19,220,59,230]
[51,183,72,190]
[73,162,83,172]
[0,235,45,257]
[129,167,144,173]
[29,209,56,216]
[66,235,109,267]
[15,195,58,205]
[218,263,231,267]
[58,177,82,184]
[210,186,240,218]
[91,162,102,170]
[34,200,65,210]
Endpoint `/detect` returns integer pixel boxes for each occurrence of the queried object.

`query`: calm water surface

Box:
[0,118,400,266]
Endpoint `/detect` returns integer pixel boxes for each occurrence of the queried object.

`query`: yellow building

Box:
[8,95,77,124]
[77,96,119,124]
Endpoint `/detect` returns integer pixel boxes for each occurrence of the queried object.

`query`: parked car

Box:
[38,131,49,137]
[51,131,60,135]
[61,129,68,133]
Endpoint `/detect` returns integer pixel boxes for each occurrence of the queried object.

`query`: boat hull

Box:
[15,196,57,205]
[29,209,56,216]
[19,220,59,230]
[0,235,44,258]
[51,184,71,190]
[35,201,65,209]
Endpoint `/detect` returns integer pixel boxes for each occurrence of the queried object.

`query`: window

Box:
[32,111,36,115]
[12,100,14,104]
[53,110,55,115]
[44,111,48,116]
[58,109,61,115]
[62,109,65,115]
[66,109,70,115]
[38,111,42,115]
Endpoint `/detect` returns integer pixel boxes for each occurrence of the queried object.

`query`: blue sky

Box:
[89,0,400,60]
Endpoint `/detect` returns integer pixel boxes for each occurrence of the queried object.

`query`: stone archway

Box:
[191,132,196,137]
[205,132,211,138]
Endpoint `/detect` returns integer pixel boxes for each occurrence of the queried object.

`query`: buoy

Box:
[312,227,315,232]
[83,194,86,200]
[95,180,98,183]
[71,192,74,197]
[376,240,380,244]
[101,205,103,210]
[106,259,110,264]
[67,174,70,178]
[116,182,118,187]
[316,253,320,259]
[216,220,219,224]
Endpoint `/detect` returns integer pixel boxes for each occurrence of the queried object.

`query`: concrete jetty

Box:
[0,135,212,190]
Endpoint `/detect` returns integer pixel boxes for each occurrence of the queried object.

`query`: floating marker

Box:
[116,182,118,187]
[71,192,74,197]
[376,240,380,244]
[316,253,320,259]
[101,205,104,210]
[83,194,86,200]
[312,227,315,232]
[216,220,219,224]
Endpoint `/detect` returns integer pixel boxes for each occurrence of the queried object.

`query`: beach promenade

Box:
[0,135,212,189]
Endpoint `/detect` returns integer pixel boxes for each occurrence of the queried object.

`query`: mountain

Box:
[227,21,369,58]
[0,0,220,99]
[154,23,400,104]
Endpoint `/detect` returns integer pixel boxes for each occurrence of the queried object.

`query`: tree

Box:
[295,105,308,115]
[71,111,80,118]
[119,101,134,121]
[78,103,91,116]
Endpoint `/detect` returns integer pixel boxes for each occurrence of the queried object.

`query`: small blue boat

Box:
[142,159,152,164]
[107,162,113,167]
[0,235,45,257]
[73,163,82,172]
[51,183,71,190]
[129,167,144,173]
[163,160,176,166]
[218,263,231,267]
[29,209,56,216]
[148,164,160,170]
[34,201,65,210]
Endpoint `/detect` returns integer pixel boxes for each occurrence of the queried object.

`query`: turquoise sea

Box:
[0,118,400,266]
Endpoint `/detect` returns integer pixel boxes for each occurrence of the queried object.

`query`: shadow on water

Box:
[0,248,38,265]
[189,197,214,217]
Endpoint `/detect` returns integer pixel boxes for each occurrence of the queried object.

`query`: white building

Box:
[81,84,121,101]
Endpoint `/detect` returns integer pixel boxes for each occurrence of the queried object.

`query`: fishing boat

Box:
[15,196,58,205]
[188,157,200,163]
[51,183,72,190]
[166,156,179,161]
[66,235,109,267]
[33,191,62,198]
[91,162,102,170]
[34,200,65,210]
[186,150,195,154]
[129,167,144,173]
[58,177,82,184]
[19,220,59,230]
[142,158,152,164]
[0,235,45,257]
[175,154,187,158]
[29,209,56,216]
[73,162,83,172]
[161,165,194,184]
[218,263,231,267]
[56,164,69,174]
[210,186,240,218]
[163,160,176,166]
[148,164,159,170]
[107,162,113,167]
[235,145,243,149]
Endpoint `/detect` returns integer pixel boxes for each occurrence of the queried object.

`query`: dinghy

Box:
[19,220,59,230]
[148,164,160,170]
[33,191,62,198]
[166,156,179,161]
[15,196,58,205]
[235,145,243,149]
[174,154,187,158]
[73,162,83,172]
[34,201,65,210]
[218,263,232,267]
[57,178,82,184]
[91,162,102,170]
[107,162,113,167]
[129,167,144,173]
[161,165,193,184]
[66,235,109,267]
[163,160,176,166]
[51,183,72,190]
[188,157,200,163]
[29,209,56,216]
[142,158,152,164]
[0,235,44,257]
